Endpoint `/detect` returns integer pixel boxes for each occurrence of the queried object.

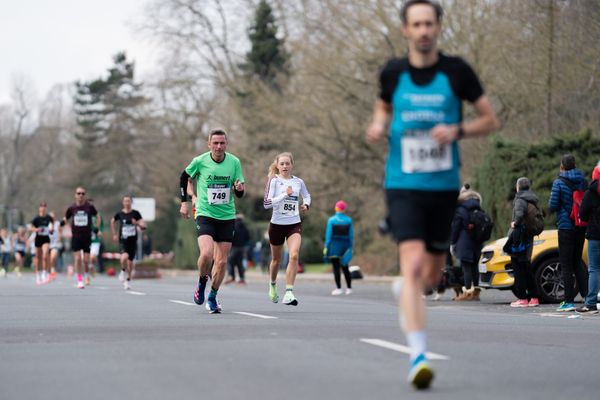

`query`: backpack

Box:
[524,201,544,236]
[559,176,588,227]
[468,208,494,244]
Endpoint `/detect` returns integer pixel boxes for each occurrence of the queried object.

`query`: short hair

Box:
[516,177,531,191]
[401,0,443,24]
[561,154,576,171]
[123,194,132,201]
[208,129,228,141]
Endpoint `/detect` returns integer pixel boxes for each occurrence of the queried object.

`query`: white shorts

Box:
[90,242,101,257]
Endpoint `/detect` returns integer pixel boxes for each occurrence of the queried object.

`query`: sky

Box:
[0,0,156,103]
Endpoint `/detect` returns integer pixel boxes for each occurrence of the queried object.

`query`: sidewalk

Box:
[158,268,396,284]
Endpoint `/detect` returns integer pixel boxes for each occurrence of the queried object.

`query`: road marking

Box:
[539,313,568,318]
[128,291,146,296]
[234,312,278,320]
[360,338,450,361]
[169,300,195,306]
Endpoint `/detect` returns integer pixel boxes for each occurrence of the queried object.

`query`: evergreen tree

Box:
[73,52,149,199]
[241,0,289,86]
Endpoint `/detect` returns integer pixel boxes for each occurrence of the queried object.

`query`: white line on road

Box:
[234,311,278,320]
[360,338,450,361]
[169,300,195,306]
[127,291,146,296]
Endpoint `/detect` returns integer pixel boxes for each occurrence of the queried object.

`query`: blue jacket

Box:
[450,196,484,263]
[324,212,354,260]
[548,169,587,230]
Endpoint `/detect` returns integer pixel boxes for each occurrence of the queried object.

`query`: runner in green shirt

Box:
[179,129,245,313]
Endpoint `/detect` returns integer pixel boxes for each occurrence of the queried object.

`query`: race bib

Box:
[279,196,299,216]
[122,224,137,239]
[74,213,88,227]
[401,131,452,173]
[208,184,230,205]
[38,226,50,236]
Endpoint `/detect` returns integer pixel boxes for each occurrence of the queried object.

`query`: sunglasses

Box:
[76,192,86,196]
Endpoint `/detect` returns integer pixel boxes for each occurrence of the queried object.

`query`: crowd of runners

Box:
[9,0,597,392]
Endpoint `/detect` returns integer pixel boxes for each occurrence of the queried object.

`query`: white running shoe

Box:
[123,280,131,290]
[283,290,298,306]
[118,270,125,282]
[345,288,352,295]
[0,268,6,278]
[331,288,343,296]
[77,280,85,289]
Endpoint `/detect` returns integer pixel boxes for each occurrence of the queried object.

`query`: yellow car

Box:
[478,229,587,303]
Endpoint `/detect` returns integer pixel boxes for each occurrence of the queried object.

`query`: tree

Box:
[73,52,149,200]
[240,0,289,87]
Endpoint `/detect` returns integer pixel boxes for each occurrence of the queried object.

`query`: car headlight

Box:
[480,250,494,263]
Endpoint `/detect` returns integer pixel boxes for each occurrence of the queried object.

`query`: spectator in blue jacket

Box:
[324,200,354,295]
[548,154,588,311]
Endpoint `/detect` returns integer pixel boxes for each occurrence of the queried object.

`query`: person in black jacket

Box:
[509,177,540,308]
[576,165,600,314]
[225,213,250,285]
[451,185,484,301]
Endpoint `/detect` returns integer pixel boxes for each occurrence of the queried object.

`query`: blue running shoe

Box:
[407,353,434,390]
[207,295,221,314]
[556,301,575,312]
[194,276,208,305]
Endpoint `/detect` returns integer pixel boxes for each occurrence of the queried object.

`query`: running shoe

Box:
[556,301,575,312]
[408,353,434,390]
[575,305,599,314]
[331,288,343,296]
[194,277,208,305]
[85,276,91,286]
[36,275,42,286]
[510,299,529,308]
[269,282,279,303]
[0,268,6,278]
[528,298,540,307]
[223,277,235,285]
[123,280,131,290]
[206,295,221,314]
[118,270,125,282]
[77,280,85,289]
[345,288,352,295]
[283,289,298,306]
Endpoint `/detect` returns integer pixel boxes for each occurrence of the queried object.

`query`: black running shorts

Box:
[195,216,235,243]
[268,222,302,246]
[119,238,137,261]
[71,236,92,253]
[34,235,50,248]
[385,189,459,254]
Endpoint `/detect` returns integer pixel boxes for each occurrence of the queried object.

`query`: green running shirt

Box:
[185,152,245,220]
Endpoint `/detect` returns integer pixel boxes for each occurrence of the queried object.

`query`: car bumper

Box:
[478,263,514,288]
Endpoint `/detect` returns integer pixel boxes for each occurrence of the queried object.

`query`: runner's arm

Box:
[234,180,245,198]
[180,170,191,202]
[110,216,118,240]
[300,179,311,209]
[263,177,286,209]
[366,100,392,143]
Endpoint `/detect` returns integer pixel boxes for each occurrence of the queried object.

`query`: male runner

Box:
[62,187,101,289]
[111,195,145,290]
[88,198,104,280]
[366,0,499,389]
[179,129,245,313]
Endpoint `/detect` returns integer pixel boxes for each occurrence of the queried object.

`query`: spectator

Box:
[450,185,484,301]
[509,177,540,308]
[548,154,588,312]
[576,164,600,314]
[225,213,250,284]
[324,200,354,295]
[0,228,12,276]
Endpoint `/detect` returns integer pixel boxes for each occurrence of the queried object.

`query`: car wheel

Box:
[534,257,577,304]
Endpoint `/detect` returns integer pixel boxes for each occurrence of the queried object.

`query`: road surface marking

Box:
[234,312,278,320]
[169,300,195,306]
[128,291,146,296]
[360,338,450,360]
[539,313,568,318]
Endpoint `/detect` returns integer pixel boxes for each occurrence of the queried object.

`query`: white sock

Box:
[407,331,427,361]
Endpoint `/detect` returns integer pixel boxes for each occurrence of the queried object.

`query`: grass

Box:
[302,263,331,274]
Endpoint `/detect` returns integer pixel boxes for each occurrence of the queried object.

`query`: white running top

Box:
[263,175,311,225]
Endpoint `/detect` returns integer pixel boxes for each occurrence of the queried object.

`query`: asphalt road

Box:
[1,272,598,400]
